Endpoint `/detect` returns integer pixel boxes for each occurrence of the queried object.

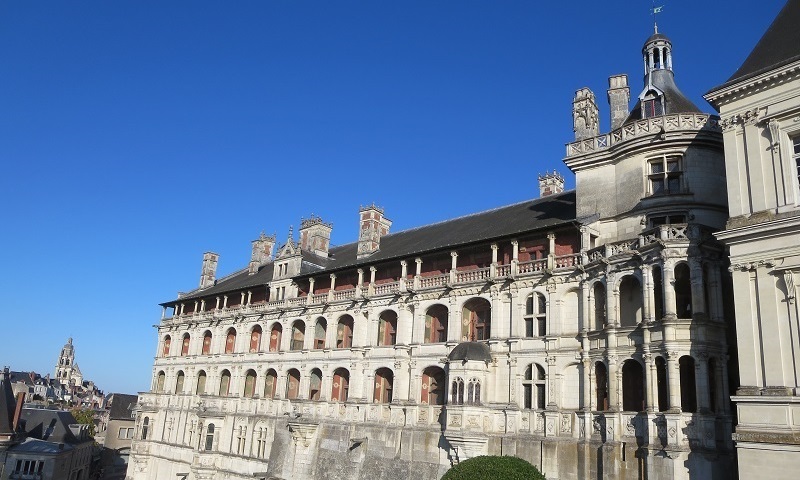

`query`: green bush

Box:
[441,455,545,480]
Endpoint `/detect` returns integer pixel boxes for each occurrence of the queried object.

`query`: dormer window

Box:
[648,154,682,195]
[642,90,664,118]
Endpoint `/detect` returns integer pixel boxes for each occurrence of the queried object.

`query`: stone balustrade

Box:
[565,113,721,158]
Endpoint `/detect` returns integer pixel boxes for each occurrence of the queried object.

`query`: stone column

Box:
[490,244,498,278]
[581,357,591,411]
[546,356,558,408]
[666,351,681,411]
[356,269,364,297]
[511,240,519,276]
[642,266,654,323]
[414,258,422,289]
[696,354,711,412]
[328,274,336,302]
[397,305,413,345]
[607,355,619,411]
[689,258,707,316]
[580,281,590,332]
[393,360,409,402]
[450,251,458,283]
[448,297,460,342]
[215,297,221,310]
[400,261,408,289]
[547,233,556,270]
[607,273,619,327]
[644,353,656,412]
[369,267,377,296]
[662,259,677,319]
[714,356,727,414]
[546,284,559,336]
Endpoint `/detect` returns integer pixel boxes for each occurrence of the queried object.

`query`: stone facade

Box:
[130,29,736,480]
[705,0,800,476]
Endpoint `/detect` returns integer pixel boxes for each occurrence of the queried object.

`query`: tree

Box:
[441,455,545,480]
[70,407,96,437]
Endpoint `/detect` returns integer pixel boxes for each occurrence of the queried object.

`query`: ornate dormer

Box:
[273,227,302,281]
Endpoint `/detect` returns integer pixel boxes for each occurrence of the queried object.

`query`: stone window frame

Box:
[646,153,684,196]
[793,135,800,195]
[524,292,547,337]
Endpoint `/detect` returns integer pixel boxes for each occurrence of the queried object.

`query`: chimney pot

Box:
[538,172,565,197]
[299,215,333,258]
[199,252,219,289]
[357,204,392,258]
[607,74,630,130]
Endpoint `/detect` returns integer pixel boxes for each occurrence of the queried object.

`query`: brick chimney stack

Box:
[539,171,565,197]
[199,252,219,289]
[248,233,276,275]
[607,74,630,130]
[299,215,333,257]
[357,204,392,258]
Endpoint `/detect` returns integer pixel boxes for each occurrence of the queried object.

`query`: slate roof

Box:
[711,0,800,91]
[167,191,577,305]
[448,342,493,363]
[19,408,83,444]
[108,394,138,421]
[10,437,73,454]
[626,69,703,124]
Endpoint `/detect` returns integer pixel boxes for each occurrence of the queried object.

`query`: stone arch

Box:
[249,325,263,353]
[421,366,446,405]
[286,368,301,399]
[377,310,398,346]
[424,304,448,343]
[202,330,212,355]
[618,275,643,327]
[181,333,191,356]
[219,369,231,396]
[561,363,581,410]
[224,328,237,354]
[336,315,354,349]
[461,297,491,341]
[562,288,580,333]
[674,262,693,318]
[679,355,697,412]
[331,368,349,402]
[290,320,305,351]
[313,317,327,349]
[175,370,185,393]
[264,369,277,399]
[621,359,645,412]
[373,367,394,403]
[162,335,171,357]
[269,322,283,352]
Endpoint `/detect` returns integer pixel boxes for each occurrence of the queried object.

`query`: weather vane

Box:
[651,1,664,34]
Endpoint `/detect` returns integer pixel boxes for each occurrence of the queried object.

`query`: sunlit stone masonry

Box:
[129,29,736,480]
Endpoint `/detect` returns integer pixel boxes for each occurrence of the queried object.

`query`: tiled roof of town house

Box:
[167,190,577,304]
[709,0,800,92]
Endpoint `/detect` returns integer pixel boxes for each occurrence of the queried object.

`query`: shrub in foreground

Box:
[441,455,545,480]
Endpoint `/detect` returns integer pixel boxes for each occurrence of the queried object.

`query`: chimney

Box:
[299,215,333,257]
[573,87,599,140]
[538,171,565,197]
[248,233,276,275]
[199,252,219,289]
[12,393,24,431]
[357,204,392,258]
[607,74,630,130]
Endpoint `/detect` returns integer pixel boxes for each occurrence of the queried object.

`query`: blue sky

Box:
[0,0,786,394]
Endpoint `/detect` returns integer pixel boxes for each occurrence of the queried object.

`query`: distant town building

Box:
[0,369,94,480]
[95,393,138,480]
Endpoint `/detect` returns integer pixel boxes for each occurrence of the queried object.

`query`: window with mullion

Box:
[648,155,683,195]
[793,137,800,191]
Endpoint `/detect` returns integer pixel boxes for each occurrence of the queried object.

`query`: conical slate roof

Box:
[0,368,18,443]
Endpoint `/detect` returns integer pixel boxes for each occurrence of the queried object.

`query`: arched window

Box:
[593,283,607,330]
[196,370,207,395]
[331,368,350,402]
[595,362,608,411]
[141,417,149,440]
[314,318,326,349]
[225,328,237,354]
[175,371,185,394]
[181,333,190,356]
[675,264,693,318]
[377,311,398,346]
[286,369,300,400]
[309,368,322,401]
[202,331,212,355]
[336,316,354,349]
[291,321,305,351]
[155,371,165,393]
[421,366,445,405]
[204,423,215,451]
[619,276,643,327]
[680,356,697,412]
[162,336,171,357]
[373,368,393,403]
[424,305,448,343]
[622,360,645,412]
[462,298,491,341]
[656,357,668,411]
[467,378,481,405]
[269,323,282,352]
[451,377,465,405]
[244,370,257,398]
[264,369,277,399]
[250,326,262,353]
[219,370,231,396]
[524,364,547,410]
[525,293,547,337]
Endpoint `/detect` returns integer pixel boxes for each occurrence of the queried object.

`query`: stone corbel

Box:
[784,270,796,304]
[287,422,318,448]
